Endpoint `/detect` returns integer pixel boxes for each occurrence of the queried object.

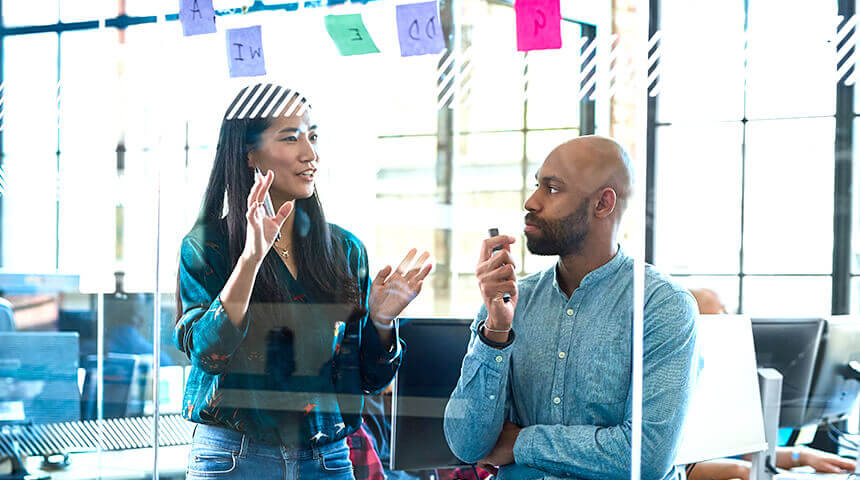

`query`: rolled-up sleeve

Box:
[173,237,250,374]
[352,240,404,394]
[444,306,513,464]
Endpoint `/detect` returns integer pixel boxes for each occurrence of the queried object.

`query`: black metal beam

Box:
[645,0,660,264]
[579,23,596,136]
[0,0,379,37]
[833,0,856,315]
[432,0,455,314]
[738,0,750,313]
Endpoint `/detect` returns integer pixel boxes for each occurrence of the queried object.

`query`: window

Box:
[652,0,841,316]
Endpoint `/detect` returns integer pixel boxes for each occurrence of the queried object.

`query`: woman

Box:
[174,83,431,479]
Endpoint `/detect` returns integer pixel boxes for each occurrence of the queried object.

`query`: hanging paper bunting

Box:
[515,0,562,52]
[395,1,445,57]
[179,0,217,36]
[324,14,380,56]
[227,26,267,77]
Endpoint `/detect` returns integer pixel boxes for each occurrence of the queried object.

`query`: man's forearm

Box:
[444,336,512,463]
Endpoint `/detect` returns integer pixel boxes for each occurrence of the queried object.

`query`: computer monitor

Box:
[0,332,80,424]
[390,318,472,471]
[80,353,144,420]
[803,316,860,425]
[675,315,767,466]
[750,318,824,428]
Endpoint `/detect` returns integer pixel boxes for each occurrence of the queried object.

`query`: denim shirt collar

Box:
[550,245,628,295]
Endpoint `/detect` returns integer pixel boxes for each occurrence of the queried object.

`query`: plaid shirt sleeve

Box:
[347,423,386,480]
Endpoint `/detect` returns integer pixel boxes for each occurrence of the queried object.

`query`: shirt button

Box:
[566,308,574,316]
[558,352,566,359]
[495,355,503,363]
[489,395,496,400]
[553,397,561,405]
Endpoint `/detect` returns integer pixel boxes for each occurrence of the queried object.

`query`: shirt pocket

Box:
[576,344,630,404]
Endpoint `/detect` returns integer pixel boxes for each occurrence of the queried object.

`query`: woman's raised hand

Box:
[369,249,432,327]
[242,170,294,266]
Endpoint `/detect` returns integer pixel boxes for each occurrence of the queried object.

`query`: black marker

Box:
[488,228,511,303]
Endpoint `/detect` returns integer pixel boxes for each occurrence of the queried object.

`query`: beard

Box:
[525,198,590,256]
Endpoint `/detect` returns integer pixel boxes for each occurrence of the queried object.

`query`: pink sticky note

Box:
[515,0,562,52]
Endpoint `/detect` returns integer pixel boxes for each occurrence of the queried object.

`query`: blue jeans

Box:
[186,424,356,480]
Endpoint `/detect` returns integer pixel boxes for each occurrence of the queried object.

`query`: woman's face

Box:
[247,110,319,201]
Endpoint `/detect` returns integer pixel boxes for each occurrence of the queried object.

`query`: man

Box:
[444,136,698,480]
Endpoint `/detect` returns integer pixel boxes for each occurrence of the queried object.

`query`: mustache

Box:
[524,213,549,229]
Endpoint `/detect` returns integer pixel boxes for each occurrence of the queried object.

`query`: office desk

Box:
[23,445,190,480]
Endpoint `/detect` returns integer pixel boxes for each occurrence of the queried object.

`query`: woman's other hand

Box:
[369,249,432,327]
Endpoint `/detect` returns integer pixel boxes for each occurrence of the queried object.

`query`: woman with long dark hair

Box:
[174,83,431,479]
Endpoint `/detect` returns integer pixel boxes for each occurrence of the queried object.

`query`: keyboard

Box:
[774,474,855,479]
[0,414,193,457]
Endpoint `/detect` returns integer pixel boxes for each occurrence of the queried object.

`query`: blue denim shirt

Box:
[444,249,698,480]
[174,219,403,448]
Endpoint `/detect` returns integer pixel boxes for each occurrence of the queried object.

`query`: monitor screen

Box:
[0,332,80,424]
[804,316,860,425]
[750,317,824,428]
[80,353,142,420]
[391,318,473,471]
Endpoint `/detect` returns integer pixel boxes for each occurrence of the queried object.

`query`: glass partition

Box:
[0,0,739,479]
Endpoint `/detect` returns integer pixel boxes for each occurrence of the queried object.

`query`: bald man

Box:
[689,288,728,315]
[444,136,698,480]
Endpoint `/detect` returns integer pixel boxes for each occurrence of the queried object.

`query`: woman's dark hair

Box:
[176,84,361,323]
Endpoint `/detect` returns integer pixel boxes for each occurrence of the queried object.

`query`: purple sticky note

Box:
[515,0,562,52]
[227,26,266,78]
[179,0,217,36]
[395,1,446,57]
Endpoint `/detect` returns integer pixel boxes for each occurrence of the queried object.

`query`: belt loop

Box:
[239,433,249,459]
[192,424,199,439]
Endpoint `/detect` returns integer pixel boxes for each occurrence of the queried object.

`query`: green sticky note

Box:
[324,14,380,56]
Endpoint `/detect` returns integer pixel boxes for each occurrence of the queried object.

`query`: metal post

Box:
[433,0,456,315]
[833,0,855,315]
[750,368,782,480]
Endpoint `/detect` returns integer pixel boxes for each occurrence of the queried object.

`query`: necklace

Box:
[274,241,290,259]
